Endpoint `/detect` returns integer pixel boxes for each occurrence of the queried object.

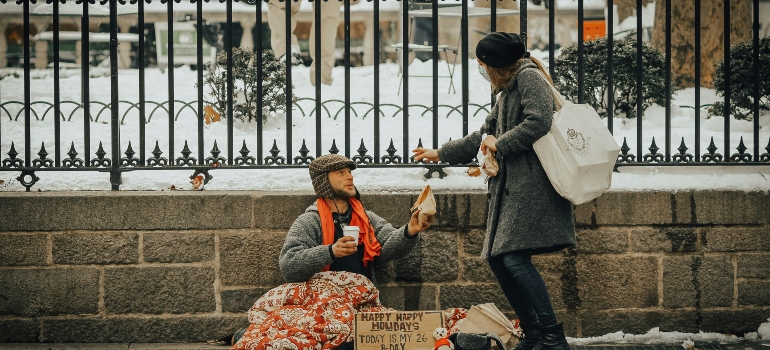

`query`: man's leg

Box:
[309,0,342,86]
[267,0,301,59]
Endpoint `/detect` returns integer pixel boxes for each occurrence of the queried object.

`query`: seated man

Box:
[280,153,432,283]
[226,154,433,350]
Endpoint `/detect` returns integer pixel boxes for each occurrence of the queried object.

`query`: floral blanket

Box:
[231,271,468,350]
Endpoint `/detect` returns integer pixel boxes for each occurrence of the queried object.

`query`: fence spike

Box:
[731,136,752,162]
[329,140,340,154]
[702,137,723,163]
[381,139,402,164]
[353,139,373,165]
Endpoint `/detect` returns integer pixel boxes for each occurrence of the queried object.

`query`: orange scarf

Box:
[317,197,382,270]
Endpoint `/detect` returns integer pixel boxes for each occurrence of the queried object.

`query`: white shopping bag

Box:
[533,74,621,205]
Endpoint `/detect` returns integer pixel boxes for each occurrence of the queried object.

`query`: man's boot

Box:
[533,322,569,350]
[511,324,541,350]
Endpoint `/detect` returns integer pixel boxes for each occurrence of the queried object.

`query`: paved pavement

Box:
[0,340,768,350]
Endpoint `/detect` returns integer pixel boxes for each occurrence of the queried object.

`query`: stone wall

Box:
[0,190,768,343]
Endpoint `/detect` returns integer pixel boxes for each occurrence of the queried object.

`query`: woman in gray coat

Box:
[413,32,574,350]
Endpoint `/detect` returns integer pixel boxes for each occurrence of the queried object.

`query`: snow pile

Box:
[759,318,770,340]
[568,327,743,345]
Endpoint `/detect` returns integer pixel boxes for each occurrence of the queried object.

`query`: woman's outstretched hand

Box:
[412,148,440,162]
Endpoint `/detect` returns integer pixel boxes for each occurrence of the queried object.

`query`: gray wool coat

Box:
[438,59,575,259]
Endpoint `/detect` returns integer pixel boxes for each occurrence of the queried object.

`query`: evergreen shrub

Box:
[553,33,672,119]
[709,37,770,121]
[202,47,291,123]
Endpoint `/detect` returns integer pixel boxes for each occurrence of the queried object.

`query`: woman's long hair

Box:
[487,56,553,95]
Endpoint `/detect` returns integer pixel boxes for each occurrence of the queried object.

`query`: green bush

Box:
[201,47,291,123]
[553,33,672,119]
[709,37,770,121]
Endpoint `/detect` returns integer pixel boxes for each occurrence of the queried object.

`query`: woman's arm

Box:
[414,101,500,164]
[495,69,554,157]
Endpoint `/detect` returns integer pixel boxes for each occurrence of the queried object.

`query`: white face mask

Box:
[478,64,490,82]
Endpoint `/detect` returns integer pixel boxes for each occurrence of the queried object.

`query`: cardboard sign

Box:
[355,311,444,350]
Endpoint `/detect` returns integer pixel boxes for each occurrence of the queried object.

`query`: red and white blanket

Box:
[231,271,468,350]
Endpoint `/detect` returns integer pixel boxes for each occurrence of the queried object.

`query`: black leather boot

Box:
[511,324,541,350]
[533,322,569,350]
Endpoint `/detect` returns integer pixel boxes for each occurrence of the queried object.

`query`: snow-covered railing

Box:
[0,0,767,191]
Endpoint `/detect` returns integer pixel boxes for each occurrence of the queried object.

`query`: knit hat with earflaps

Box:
[309,154,357,199]
[476,32,528,68]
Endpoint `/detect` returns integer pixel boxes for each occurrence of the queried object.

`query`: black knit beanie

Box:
[308,154,357,199]
[476,32,527,68]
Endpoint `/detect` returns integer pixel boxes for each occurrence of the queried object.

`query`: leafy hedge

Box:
[553,33,672,119]
[709,37,770,121]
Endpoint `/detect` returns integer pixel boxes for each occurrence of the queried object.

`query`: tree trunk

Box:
[614,0,653,22]
[473,0,521,33]
[651,0,752,89]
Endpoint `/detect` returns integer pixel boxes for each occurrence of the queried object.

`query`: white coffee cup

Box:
[342,226,360,244]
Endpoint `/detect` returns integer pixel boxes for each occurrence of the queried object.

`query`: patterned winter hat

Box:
[308,154,357,199]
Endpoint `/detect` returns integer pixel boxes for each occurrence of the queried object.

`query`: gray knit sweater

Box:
[279,203,419,283]
[438,59,575,259]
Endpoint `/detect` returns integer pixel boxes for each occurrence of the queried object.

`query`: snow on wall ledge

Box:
[0,190,768,342]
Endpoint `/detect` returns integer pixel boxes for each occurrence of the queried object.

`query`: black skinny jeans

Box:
[488,252,558,329]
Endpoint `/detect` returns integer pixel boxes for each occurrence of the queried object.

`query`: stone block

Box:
[673,191,694,224]
[595,191,672,225]
[579,309,698,337]
[104,266,215,314]
[532,254,569,311]
[554,311,579,337]
[573,200,593,226]
[0,268,99,316]
[221,287,272,313]
[631,227,697,253]
[700,309,770,334]
[0,233,48,266]
[395,231,458,283]
[663,255,733,308]
[143,231,214,263]
[461,257,495,283]
[41,315,247,343]
[702,227,770,252]
[378,285,437,311]
[576,256,658,309]
[53,232,138,265]
[432,192,486,228]
[359,192,414,227]
[219,229,286,287]
[694,191,770,225]
[737,253,770,278]
[374,261,394,284]
[438,283,509,310]
[0,192,253,231]
[738,281,770,306]
[252,193,316,229]
[575,227,628,254]
[462,229,485,256]
[0,318,39,342]
[378,286,405,310]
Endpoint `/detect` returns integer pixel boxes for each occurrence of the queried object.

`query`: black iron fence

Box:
[0,0,768,191]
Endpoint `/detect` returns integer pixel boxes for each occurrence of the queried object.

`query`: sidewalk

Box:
[0,340,768,350]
